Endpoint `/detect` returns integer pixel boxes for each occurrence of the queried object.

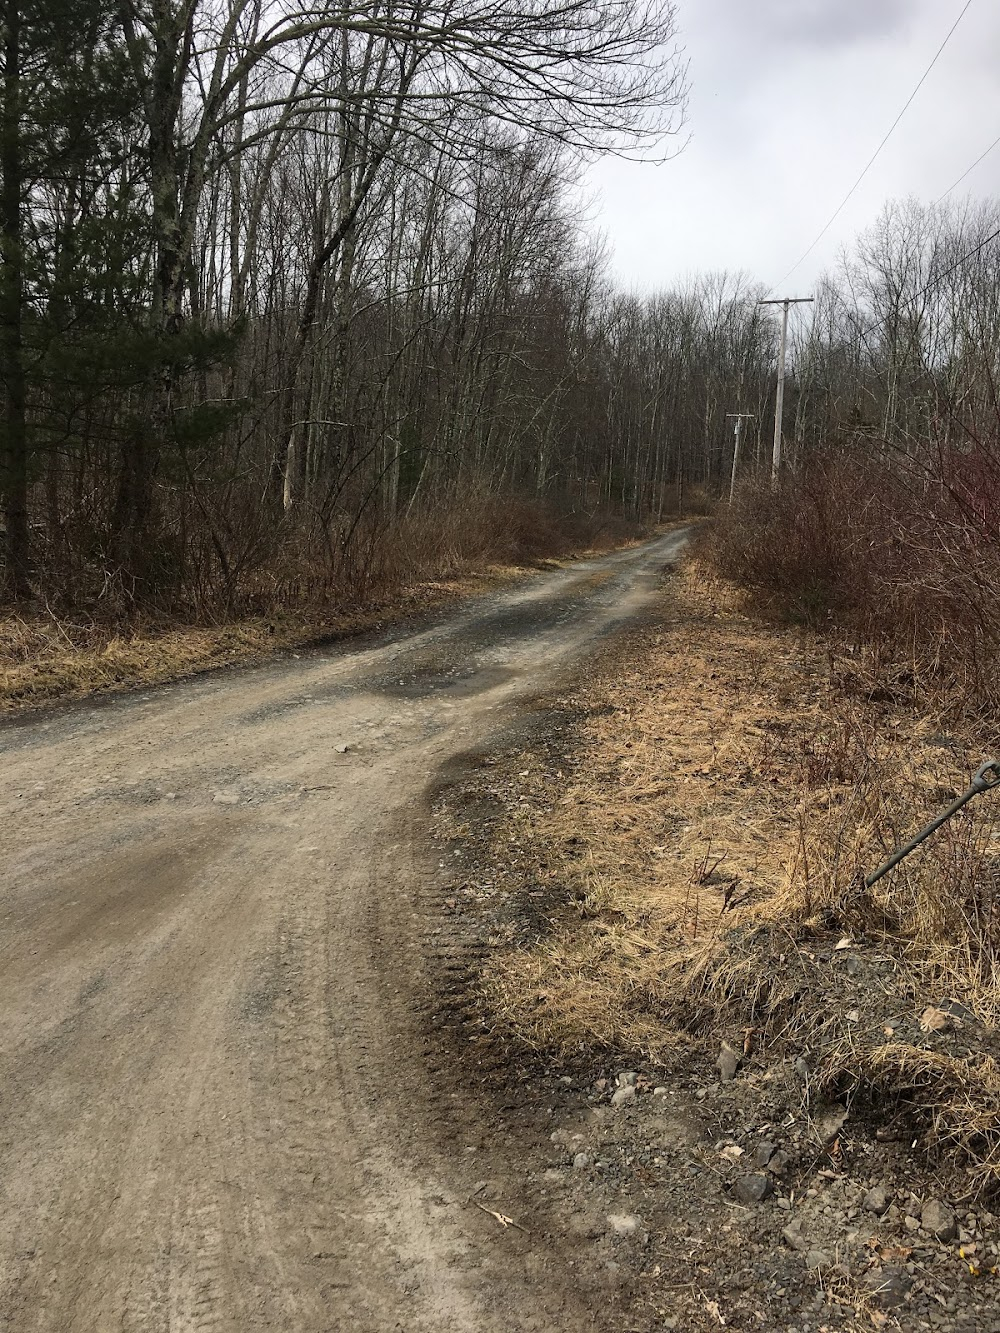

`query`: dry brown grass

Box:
[482,555,1000,1189]
[1,491,652,712]
[0,566,524,713]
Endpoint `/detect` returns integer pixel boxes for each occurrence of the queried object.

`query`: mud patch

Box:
[371,664,520,700]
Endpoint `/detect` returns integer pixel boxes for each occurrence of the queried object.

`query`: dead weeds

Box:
[0,564,540,713]
[480,556,1000,1192]
[0,520,667,713]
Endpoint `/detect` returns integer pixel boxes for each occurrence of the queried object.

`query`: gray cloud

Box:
[726,0,912,47]
[587,0,996,292]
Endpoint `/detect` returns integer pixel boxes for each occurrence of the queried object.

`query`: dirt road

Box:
[0,530,688,1333]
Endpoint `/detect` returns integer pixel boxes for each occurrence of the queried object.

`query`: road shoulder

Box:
[428,558,1000,1332]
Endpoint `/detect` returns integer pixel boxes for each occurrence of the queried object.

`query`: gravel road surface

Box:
[0,530,688,1332]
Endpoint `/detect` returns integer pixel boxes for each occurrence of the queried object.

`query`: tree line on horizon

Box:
[1,0,997,614]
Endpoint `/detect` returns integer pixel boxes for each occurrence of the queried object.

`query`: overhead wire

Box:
[801,221,1000,434]
[934,127,1000,204]
[765,0,975,296]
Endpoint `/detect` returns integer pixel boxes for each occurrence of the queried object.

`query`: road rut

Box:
[0,530,688,1332]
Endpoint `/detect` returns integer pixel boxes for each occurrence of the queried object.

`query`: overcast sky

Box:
[585,0,1000,294]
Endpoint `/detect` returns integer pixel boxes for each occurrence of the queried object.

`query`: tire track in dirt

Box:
[0,530,689,1332]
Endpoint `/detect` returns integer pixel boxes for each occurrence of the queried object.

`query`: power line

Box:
[934,126,1000,204]
[827,223,1000,361]
[767,0,975,294]
[906,222,1000,307]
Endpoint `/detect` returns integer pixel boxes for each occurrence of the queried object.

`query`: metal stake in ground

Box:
[865,758,1000,888]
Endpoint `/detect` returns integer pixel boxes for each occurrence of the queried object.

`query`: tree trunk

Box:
[112,9,187,572]
[0,0,29,598]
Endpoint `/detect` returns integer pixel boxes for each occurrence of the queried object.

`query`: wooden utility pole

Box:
[726,413,755,502]
[758,297,813,484]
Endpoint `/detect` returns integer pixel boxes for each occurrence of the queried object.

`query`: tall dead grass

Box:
[479,553,1000,1190]
[698,445,1000,1189]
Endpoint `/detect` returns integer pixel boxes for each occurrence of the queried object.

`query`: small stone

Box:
[782,1225,807,1252]
[607,1213,641,1235]
[212,792,239,805]
[864,1184,891,1216]
[616,1071,638,1087]
[794,1056,810,1081]
[573,1153,591,1170]
[921,1199,958,1242]
[652,1086,669,1097]
[611,1085,636,1108]
[776,1197,791,1211]
[753,1140,777,1170]
[717,1043,740,1082]
[904,1215,920,1232]
[804,1250,830,1270]
[862,1265,912,1310]
[335,743,351,754]
[768,1150,791,1175]
[938,999,975,1024]
[815,1103,849,1144]
[733,1174,773,1205]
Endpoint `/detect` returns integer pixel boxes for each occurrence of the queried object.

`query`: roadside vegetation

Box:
[477,552,1000,1188]
[1,0,701,622]
[457,192,1000,1200]
[0,495,649,710]
[434,543,1000,1325]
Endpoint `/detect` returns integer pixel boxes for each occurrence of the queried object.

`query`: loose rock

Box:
[863,1184,891,1216]
[607,1213,642,1235]
[939,998,975,1023]
[922,1198,958,1242]
[753,1140,777,1170]
[716,1043,740,1082]
[611,1085,636,1108]
[862,1265,912,1310]
[814,1102,849,1144]
[733,1174,772,1205]
[768,1149,791,1176]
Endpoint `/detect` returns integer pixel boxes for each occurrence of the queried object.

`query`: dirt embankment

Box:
[434,558,1000,1332]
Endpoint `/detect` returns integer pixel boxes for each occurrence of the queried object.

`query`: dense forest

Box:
[2,1,999,619]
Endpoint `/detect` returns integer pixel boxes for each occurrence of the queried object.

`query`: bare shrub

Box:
[707,445,1000,724]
